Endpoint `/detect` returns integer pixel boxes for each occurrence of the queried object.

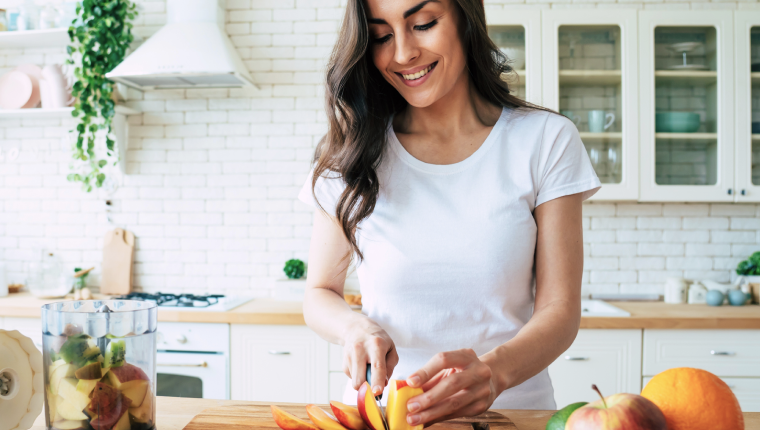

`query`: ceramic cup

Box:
[588,110,615,133]
[664,277,687,304]
[561,110,581,127]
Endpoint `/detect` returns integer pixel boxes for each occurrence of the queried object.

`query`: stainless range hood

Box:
[107,0,255,90]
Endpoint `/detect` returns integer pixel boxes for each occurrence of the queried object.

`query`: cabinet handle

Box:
[727,189,733,195]
[710,350,735,356]
[268,350,291,355]
[741,189,747,196]
[158,362,208,368]
[564,356,590,361]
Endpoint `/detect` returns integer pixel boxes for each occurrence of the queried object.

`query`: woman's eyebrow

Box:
[367,0,440,24]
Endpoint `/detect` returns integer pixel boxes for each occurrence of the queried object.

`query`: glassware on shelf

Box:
[588,110,615,133]
[0,9,8,31]
[41,300,157,430]
[588,147,601,170]
[38,4,58,30]
[667,42,708,70]
[607,146,620,178]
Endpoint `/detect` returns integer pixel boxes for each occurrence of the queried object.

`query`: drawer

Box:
[643,330,760,377]
[644,376,760,413]
[329,371,349,402]
[329,342,343,372]
[549,329,642,407]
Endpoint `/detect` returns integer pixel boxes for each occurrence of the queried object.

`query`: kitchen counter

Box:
[3,293,760,328]
[28,397,760,430]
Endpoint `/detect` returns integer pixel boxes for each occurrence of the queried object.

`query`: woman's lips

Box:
[396,62,437,87]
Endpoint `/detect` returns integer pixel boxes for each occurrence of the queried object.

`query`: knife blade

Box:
[366,363,389,430]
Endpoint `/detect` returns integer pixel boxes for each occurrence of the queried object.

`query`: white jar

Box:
[664,277,688,304]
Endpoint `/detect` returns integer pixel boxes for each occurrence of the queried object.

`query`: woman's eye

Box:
[414,19,438,31]
[373,34,392,45]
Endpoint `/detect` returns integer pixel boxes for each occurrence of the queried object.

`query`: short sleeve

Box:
[535,113,601,207]
[297,168,347,217]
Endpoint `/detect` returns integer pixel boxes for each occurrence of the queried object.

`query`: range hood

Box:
[107,0,255,90]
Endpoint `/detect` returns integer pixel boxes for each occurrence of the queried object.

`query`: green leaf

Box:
[98,159,107,168]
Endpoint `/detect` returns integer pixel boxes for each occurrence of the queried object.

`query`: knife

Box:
[366,363,390,430]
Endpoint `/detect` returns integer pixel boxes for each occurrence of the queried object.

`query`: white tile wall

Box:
[1,0,759,295]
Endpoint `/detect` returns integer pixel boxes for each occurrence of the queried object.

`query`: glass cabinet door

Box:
[486,10,541,104]
[542,11,639,200]
[639,11,734,202]
[734,11,760,202]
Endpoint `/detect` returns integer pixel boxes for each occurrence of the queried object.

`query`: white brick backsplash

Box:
[1,0,758,297]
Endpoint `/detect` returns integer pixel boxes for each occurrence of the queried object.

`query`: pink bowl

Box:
[0,71,33,110]
[15,64,43,109]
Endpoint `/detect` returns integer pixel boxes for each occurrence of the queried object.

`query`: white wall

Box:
[0,0,759,296]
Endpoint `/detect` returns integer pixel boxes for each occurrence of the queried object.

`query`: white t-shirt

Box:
[298,107,600,409]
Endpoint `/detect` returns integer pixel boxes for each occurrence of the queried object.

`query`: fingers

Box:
[348,343,368,390]
[408,369,480,415]
[368,339,388,395]
[406,349,479,388]
[419,368,451,392]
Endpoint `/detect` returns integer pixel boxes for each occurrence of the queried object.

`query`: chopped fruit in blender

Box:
[57,399,89,421]
[387,380,424,430]
[330,401,367,430]
[129,387,155,424]
[50,364,76,395]
[59,335,91,364]
[108,363,149,388]
[114,410,131,430]
[272,405,320,430]
[76,378,99,396]
[120,380,149,407]
[58,378,91,412]
[306,404,349,430]
[89,382,132,430]
[74,362,103,380]
[104,340,126,368]
[50,358,67,375]
[52,420,87,430]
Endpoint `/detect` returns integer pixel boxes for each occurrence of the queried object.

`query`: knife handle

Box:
[366,363,383,400]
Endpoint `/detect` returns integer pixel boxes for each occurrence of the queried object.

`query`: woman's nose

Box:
[394,32,420,66]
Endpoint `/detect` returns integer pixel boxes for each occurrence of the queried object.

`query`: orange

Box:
[641,367,743,430]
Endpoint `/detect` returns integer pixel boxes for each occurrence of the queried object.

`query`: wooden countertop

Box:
[28,397,760,430]
[3,293,760,328]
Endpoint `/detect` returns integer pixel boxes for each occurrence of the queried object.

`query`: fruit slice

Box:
[107,363,149,388]
[357,382,386,430]
[51,420,87,430]
[74,362,103,380]
[114,410,131,430]
[49,358,67,375]
[89,382,132,430]
[386,380,424,430]
[272,405,320,430]
[306,404,349,430]
[330,401,367,430]
[104,339,126,368]
[76,378,99,396]
[120,379,149,407]
[58,378,91,412]
[59,335,91,364]
[57,399,88,421]
[50,364,76,395]
[129,386,155,424]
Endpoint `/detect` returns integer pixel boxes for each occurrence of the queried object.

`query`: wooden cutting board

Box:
[183,404,518,430]
[100,228,135,295]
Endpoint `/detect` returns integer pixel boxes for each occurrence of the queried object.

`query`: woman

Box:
[298,0,600,423]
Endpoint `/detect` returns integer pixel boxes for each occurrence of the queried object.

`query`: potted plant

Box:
[273,259,307,301]
[736,251,760,304]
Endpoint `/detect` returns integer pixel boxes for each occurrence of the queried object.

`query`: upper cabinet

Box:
[639,11,735,202]
[487,10,542,105]
[542,11,639,201]
[734,11,760,202]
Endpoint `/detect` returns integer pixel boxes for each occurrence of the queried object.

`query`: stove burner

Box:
[115,292,225,308]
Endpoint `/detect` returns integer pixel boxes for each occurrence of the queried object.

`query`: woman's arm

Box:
[303,209,399,395]
[402,193,584,425]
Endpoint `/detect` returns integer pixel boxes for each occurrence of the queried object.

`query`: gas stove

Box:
[114,292,255,311]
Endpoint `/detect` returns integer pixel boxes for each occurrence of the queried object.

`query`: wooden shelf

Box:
[655,132,717,140]
[559,70,621,86]
[0,105,141,118]
[0,28,70,49]
[579,132,623,140]
[655,70,717,86]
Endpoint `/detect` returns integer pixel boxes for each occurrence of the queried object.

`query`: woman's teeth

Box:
[402,64,433,81]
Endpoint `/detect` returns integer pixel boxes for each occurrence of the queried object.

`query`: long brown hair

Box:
[311,0,540,261]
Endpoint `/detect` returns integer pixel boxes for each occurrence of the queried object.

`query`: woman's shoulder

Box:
[504,107,578,136]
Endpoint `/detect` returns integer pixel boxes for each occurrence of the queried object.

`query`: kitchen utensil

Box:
[500,47,525,70]
[0,71,33,110]
[588,110,615,133]
[666,42,708,70]
[728,289,748,306]
[706,290,725,306]
[39,64,74,109]
[101,228,135,295]
[366,363,389,430]
[687,282,707,305]
[41,300,157,430]
[664,277,687,304]
[15,64,42,109]
[182,405,517,430]
[751,283,760,305]
[0,330,43,430]
[655,112,701,133]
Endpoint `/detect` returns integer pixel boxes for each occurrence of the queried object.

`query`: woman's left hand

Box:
[403,349,501,427]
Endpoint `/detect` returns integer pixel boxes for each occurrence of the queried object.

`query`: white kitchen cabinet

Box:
[733,11,760,202]
[542,10,639,201]
[548,329,642,407]
[230,324,328,404]
[486,10,542,104]
[639,11,735,202]
[329,372,350,402]
[643,376,760,412]
[643,329,760,377]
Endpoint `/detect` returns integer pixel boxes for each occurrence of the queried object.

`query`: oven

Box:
[155,322,230,399]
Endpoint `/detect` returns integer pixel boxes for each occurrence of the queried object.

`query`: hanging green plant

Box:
[66,0,137,192]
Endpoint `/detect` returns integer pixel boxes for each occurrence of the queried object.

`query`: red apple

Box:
[357,382,386,430]
[107,363,149,388]
[88,382,132,430]
[566,385,667,430]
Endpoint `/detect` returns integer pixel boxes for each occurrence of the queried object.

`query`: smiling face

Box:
[366,0,468,108]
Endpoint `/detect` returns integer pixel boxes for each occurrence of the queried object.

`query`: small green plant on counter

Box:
[737,251,760,276]
[66,0,137,192]
[284,259,306,279]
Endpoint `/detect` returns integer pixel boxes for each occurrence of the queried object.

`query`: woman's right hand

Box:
[343,321,399,396]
